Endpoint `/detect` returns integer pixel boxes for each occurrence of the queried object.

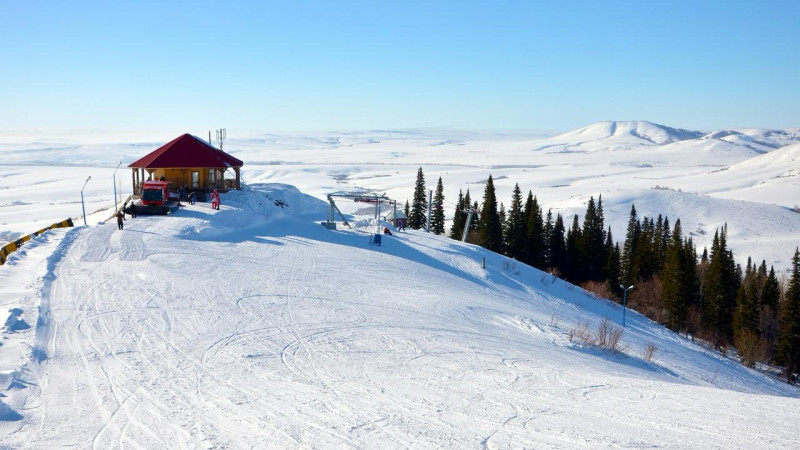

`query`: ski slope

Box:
[1,185,798,448]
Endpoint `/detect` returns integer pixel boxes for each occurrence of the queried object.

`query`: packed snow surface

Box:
[1,185,798,448]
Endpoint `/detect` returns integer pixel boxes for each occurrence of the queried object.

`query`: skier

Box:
[116,210,126,230]
[189,192,196,205]
[129,202,137,218]
[383,226,393,236]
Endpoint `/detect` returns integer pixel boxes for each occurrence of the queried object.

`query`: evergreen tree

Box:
[543,210,554,268]
[450,189,465,240]
[621,204,641,286]
[503,184,526,260]
[703,226,739,345]
[734,258,760,335]
[662,220,687,331]
[604,228,620,292]
[564,214,582,281]
[777,248,800,381]
[409,167,427,229]
[524,193,545,269]
[404,200,410,218]
[478,175,503,252]
[762,266,781,312]
[579,196,606,281]
[431,177,445,235]
[549,213,567,274]
[499,203,507,252]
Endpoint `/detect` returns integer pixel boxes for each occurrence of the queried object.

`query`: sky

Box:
[2,0,799,133]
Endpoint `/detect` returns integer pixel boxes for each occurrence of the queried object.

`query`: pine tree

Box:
[604,228,620,293]
[662,220,687,331]
[703,226,739,345]
[777,248,800,381]
[431,177,445,235]
[409,167,427,229]
[404,200,410,218]
[503,184,526,260]
[450,190,465,240]
[549,213,567,274]
[621,204,640,286]
[499,203,507,252]
[478,175,503,252]
[762,266,781,312]
[524,193,545,269]
[734,258,760,335]
[543,210,554,268]
[579,196,606,281]
[564,214,582,282]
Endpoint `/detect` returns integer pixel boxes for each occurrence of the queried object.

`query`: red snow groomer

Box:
[141,180,170,206]
[137,180,178,215]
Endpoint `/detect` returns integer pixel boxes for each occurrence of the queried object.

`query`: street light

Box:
[81,176,92,226]
[112,161,122,212]
[619,284,635,327]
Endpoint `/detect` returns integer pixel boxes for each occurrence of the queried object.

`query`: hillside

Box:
[1,185,798,448]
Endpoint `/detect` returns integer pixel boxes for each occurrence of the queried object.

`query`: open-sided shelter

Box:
[128,133,243,196]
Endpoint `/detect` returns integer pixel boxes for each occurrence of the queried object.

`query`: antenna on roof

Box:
[216,128,226,150]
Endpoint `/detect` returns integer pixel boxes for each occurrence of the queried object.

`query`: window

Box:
[208,169,216,184]
[191,171,199,188]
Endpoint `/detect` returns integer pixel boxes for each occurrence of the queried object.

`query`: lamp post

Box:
[619,284,635,327]
[112,161,121,212]
[81,176,92,226]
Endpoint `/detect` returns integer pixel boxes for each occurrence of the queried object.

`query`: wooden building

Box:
[129,134,243,196]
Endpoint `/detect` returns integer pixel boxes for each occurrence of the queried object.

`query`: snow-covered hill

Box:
[1,185,798,448]
[546,120,704,146]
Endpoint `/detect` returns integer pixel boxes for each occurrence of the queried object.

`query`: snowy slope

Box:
[1,185,798,448]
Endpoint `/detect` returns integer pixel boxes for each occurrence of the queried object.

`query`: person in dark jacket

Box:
[116,211,126,230]
[129,203,137,218]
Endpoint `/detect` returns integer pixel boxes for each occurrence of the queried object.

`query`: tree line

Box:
[406,168,800,382]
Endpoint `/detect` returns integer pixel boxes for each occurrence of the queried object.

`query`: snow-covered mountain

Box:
[1,185,798,448]
[547,120,704,146]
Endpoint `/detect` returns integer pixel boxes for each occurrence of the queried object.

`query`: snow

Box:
[0,185,798,448]
[1,122,800,447]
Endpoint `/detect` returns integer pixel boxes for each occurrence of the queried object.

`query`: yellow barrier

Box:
[0,218,74,265]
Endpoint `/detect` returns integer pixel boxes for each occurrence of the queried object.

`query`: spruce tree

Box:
[431,177,445,235]
[404,200,410,218]
[604,228,620,293]
[777,248,800,381]
[503,184,526,260]
[662,220,687,331]
[703,226,739,345]
[409,167,427,229]
[564,214,582,282]
[478,175,503,252]
[549,213,567,275]
[579,196,606,281]
[524,194,545,269]
[762,266,781,312]
[621,204,640,286]
[543,210,554,268]
[450,189,465,240]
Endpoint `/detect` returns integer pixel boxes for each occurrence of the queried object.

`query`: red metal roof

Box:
[128,133,244,169]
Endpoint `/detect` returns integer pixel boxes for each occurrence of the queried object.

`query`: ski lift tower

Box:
[324,191,392,243]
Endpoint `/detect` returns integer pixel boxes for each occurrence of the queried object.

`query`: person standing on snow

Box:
[116,210,126,230]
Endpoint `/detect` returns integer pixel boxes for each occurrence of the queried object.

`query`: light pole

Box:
[112,161,121,212]
[81,176,92,226]
[619,284,635,327]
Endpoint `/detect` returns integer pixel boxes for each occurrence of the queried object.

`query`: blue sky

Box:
[2,1,798,133]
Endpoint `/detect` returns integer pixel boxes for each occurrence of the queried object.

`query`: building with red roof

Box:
[128,133,243,195]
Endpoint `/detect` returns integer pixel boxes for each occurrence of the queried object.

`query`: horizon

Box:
[3,1,799,133]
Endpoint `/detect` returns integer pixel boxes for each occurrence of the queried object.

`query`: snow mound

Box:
[178,183,328,240]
